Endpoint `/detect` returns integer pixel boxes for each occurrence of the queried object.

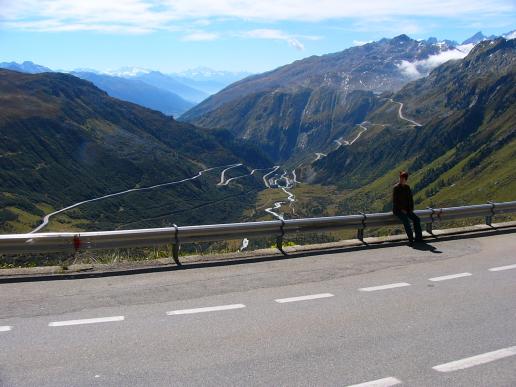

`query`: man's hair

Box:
[400,171,409,179]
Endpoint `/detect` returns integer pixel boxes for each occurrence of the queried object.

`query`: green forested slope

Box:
[0,70,270,232]
[311,38,516,212]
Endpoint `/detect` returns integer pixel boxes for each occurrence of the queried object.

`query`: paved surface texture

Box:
[0,230,515,386]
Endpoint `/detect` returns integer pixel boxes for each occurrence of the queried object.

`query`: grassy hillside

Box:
[0,70,270,233]
[309,38,516,214]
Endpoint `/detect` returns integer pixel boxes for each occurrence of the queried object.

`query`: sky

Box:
[0,0,514,73]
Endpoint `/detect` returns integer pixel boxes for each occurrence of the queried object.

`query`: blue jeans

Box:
[395,211,423,242]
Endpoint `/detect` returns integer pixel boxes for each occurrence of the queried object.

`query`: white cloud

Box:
[181,31,219,41]
[153,0,515,21]
[243,29,306,50]
[397,45,474,79]
[1,0,514,33]
[397,60,422,78]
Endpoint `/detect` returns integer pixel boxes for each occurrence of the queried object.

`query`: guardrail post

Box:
[276,220,287,256]
[485,201,495,226]
[172,224,181,266]
[357,213,366,242]
[73,234,82,252]
[426,207,434,234]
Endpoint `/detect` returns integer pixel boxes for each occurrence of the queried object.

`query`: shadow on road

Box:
[412,242,442,254]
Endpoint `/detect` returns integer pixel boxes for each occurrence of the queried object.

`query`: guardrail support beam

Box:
[172,244,181,266]
[426,207,435,235]
[276,220,287,255]
[276,236,286,256]
[172,224,181,266]
[357,212,366,242]
[486,201,495,226]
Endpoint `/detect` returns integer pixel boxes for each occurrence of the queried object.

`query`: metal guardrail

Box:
[1,201,515,265]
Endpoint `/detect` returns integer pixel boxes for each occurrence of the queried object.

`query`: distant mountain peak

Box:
[176,67,252,80]
[463,31,485,44]
[0,61,52,74]
[461,31,498,45]
[503,30,516,40]
[105,66,151,77]
[392,34,412,43]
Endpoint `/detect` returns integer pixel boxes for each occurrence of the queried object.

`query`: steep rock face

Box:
[311,38,515,210]
[182,35,458,161]
[0,70,269,232]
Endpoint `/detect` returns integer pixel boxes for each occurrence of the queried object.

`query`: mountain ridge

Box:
[0,69,270,233]
[308,38,515,212]
[181,34,472,162]
[71,71,194,116]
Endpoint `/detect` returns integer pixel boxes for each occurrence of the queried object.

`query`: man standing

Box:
[393,171,423,245]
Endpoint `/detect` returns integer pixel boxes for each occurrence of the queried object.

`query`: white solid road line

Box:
[489,263,516,272]
[275,293,334,303]
[359,283,411,292]
[0,326,12,332]
[167,304,246,315]
[48,316,125,327]
[429,272,472,282]
[432,346,516,372]
[347,376,402,387]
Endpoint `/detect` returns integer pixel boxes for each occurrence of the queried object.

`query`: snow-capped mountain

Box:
[176,67,252,82]
[98,66,251,98]
[181,33,512,162]
[503,30,516,40]
[104,66,152,77]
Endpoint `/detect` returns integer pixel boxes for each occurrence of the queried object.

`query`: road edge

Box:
[1,221,515,283]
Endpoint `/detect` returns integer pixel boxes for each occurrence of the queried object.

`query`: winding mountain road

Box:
[218,167,276,187]
[31,161,293,234]
[216,163,243,186]
[262,166,281,188]
[388,98,422,127]
[314,152,327,161]
[264,170,297,220]
[30,97,421,233]
[32,163,243,233]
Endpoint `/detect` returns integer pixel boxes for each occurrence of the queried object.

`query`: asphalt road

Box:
[1,230,515,386]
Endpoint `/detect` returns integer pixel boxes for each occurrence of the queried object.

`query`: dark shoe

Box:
[408,240,414,247]
[415,238,424,243]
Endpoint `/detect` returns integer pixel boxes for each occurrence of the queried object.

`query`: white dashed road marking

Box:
[346,376,402,387]
[275,293,334,303]
[49,316,124,327]
[432,346,516,372]
[0,326,12,332]
[489,264,516,272]
[359,283,411,292]
[429,272,472,282]
[167,304,246,315]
